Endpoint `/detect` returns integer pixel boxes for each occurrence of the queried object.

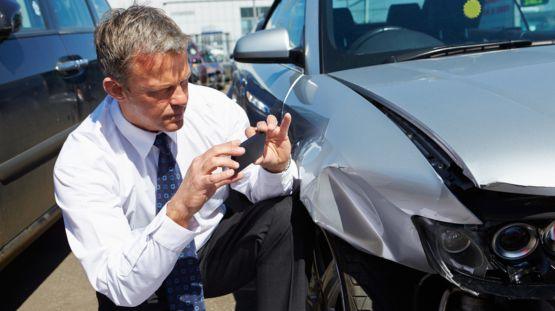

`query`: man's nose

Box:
[170,84,188,106]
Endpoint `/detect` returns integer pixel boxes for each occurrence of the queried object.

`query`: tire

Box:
[308,231,427,311]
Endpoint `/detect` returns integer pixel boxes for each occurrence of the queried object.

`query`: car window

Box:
[265,0,306,48]
[49,0,94,30]
[15,0,46,31]
[88,0,110,21]
[333,0,424,24]
[322,0,555,73]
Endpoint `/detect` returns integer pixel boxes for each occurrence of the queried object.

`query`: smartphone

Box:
[231,132,266,172]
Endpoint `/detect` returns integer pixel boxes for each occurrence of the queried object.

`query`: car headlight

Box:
[542,220,555,255]
[492,223,538,261]
[413,216,555,299]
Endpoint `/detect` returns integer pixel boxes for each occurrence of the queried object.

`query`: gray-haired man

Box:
[54,5,309,311]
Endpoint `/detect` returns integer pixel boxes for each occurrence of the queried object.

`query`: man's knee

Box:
[264,195,294,227]
[254,195,295,248]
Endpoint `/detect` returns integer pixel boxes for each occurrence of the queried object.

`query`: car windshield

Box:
[321,0,555,72]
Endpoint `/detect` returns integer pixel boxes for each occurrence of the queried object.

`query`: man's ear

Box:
[103,77,126,102]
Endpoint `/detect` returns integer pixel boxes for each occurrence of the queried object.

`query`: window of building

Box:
[240,6,270,35]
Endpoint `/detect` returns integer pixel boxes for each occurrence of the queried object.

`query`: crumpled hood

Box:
[330,45,555,195]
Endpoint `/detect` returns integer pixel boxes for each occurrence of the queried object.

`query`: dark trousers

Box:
[97,190,313,310]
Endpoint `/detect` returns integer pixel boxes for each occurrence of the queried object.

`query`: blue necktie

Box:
[154,133,206,311]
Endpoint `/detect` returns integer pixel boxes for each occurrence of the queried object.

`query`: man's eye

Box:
[147,87,173,98]
[158,87,173,96]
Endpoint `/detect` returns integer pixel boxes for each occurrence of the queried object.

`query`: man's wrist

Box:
[262,157,291,174]
[166,200,192,228]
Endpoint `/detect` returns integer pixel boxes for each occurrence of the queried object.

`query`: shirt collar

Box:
[108,96,178,159]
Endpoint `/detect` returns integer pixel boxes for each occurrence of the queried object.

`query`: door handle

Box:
[55,58,89,74]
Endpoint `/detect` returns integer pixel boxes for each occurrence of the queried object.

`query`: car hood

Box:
[330,45,555,195]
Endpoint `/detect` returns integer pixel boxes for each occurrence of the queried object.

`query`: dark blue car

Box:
[0,0,109,270]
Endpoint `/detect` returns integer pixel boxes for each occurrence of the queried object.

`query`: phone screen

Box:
[231,133,266,172]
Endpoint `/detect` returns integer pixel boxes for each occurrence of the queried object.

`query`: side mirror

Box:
[0,0,22,41]
[233,28,303,66]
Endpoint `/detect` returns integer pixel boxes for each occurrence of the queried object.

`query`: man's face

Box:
[118,52,191,132]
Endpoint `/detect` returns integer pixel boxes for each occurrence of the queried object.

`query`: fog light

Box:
[492,223,538,260]
[542,220,555,255]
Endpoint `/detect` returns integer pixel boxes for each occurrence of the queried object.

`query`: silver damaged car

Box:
[229,0,555,309]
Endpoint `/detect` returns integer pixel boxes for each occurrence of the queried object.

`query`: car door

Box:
[233,0,306,125]
[45,0,107,119]
[0,0,81,262]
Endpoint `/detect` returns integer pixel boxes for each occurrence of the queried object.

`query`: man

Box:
[54,5,308,311]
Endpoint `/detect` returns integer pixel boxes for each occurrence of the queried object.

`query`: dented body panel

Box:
[234,45,555,272]
[283,75,481,272]
[331,45,555,194]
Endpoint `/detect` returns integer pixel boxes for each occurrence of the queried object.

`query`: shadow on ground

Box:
[0,220,70,310]
[0,219,256,311]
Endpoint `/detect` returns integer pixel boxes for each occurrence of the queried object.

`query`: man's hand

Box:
[246,113,292,173]
[166,141,245,228]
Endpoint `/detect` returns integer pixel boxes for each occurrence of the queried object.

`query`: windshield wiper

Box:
[390,40,533,63]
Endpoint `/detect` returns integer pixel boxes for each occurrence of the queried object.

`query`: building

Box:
[107,0,274,57]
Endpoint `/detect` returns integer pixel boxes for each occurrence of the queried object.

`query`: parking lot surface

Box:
[0,219,236,310]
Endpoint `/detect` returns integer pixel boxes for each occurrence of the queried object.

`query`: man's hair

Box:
[94,5,190,84]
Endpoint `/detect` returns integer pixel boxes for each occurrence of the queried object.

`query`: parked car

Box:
[200,49,226,90]
[187,41,225,90]
[230,0,555,310]
[0,0,109,270]
[187,40,207,85]
[209,47,234,82]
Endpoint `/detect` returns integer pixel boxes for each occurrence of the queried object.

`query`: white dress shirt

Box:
[53,84,297,307]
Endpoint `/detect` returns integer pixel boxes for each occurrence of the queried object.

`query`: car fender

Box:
[284,75,481,272]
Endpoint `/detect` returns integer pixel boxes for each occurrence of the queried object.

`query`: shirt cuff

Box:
[258,159,298,194]
[150,205,199,253]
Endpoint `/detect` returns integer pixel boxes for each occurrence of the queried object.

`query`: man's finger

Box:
[205,140,244,158]
[256,121,268,133]
[214,171,244,188]
[245,126,257,138]
[204,157,239,173]
[207,169,235,185]
[277,113,292,140]
[267,115,278,131]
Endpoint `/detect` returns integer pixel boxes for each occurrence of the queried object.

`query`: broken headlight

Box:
[413,217,555,299]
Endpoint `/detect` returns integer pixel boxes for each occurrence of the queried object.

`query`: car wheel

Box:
[308,230,429,311]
